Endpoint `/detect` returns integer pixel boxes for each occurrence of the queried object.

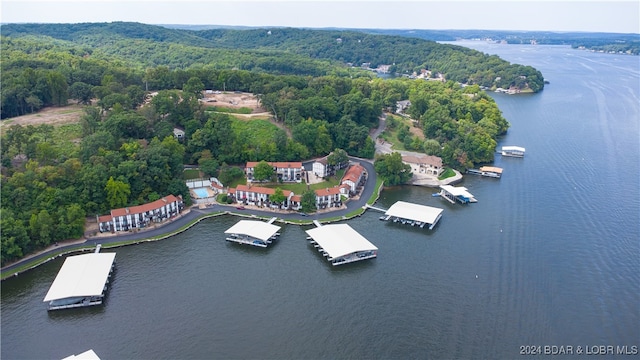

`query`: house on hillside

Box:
[396,100,411,114]
[173,128,185,140]
[402,154,444,176]
[98,195,184,233]
[245,161,304,183]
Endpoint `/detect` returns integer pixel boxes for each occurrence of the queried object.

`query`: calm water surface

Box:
[2,43,639,359]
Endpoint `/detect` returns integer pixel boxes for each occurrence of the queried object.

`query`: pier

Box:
[43,246,116,311]
[467,166,502,178]
[306,224,378,266]
[224,220,282,247]
[439,185,477,204]
[383,201,444,230]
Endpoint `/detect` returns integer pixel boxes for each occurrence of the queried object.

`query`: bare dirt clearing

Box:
[1,105,86,129]
[201,91,266,113]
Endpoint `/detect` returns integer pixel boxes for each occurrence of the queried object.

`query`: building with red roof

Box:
[341,163,366,194]
[315,187,342,209]
[232,184,297,209]
[245,161,304,183]
[98,195,184,233]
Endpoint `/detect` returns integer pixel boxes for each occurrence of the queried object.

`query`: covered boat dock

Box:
[43,251,116,311]
[383,201,444,229]
[501,145,526,157]
[467,166,503,178]
[224,219,281,247]
[305,224,378,266]
[439,185,478,204]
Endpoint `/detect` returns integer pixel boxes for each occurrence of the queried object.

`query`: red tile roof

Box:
[98,215,113,223]
[315,187,341,196]
[246,161,303,169]
[109,195,181,218]
[342,163,365,183]
[235,184,292,197]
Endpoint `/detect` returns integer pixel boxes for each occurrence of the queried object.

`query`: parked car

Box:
[236,206,245,210]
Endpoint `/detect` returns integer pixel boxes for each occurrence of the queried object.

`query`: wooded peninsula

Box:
[1,22,540,265]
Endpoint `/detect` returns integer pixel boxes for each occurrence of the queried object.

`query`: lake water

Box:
[2,43,639,359]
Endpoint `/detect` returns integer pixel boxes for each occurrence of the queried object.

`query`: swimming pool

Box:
[193,188,209,198]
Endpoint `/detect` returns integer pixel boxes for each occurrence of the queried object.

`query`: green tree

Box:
[270,187,286,204]
[68,81,94,105]
[199,158,219,177]
[253,161,274,182]
[423,139,441,156]
[183,77,205,98]
[327,148,349,170]
[301,189,317,213]
[29,209,54,247]
[374,152,412,186]
[218,163,245,186]
[0,209,29,265]
[105,176,130,209]
[46,71,68,106]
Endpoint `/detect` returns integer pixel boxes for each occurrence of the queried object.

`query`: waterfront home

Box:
[315,187,342,209]
[230,184,294,209]
[245,161,304,183]
[341,163,366,194]
[98,195,184,233]
[402,154,444,176]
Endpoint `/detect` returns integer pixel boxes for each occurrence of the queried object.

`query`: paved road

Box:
[1,157,379,276]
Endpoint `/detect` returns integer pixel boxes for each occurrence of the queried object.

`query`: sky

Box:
[1,0,639,34]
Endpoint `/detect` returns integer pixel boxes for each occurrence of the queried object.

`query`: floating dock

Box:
[306,224,378,266]
[383,201,444,230]
[439,185,478,204]
[467,166,503,178]
[224,219,281,247]
[501,146,525,158]
[43,247,116,311]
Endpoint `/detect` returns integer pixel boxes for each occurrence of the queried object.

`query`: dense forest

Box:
[1,22,516,265]
[1,22,545,96]
[365,29,640,55]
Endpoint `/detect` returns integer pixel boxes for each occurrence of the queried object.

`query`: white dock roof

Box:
[43,253,116,302]
[385,201,444,224]
[502,145,525,152]
[62,349,101,360]
[224,220,281,241]
[440,185,476,198]
[306,224,377,259]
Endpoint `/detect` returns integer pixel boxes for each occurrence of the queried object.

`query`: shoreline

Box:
[1,173,384,280]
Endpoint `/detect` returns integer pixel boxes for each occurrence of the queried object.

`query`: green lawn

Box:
[183,169,201,180]
[206,106,253,114]
[261,169,345,193]
[226,175,248,189]
[438,168,456,180]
